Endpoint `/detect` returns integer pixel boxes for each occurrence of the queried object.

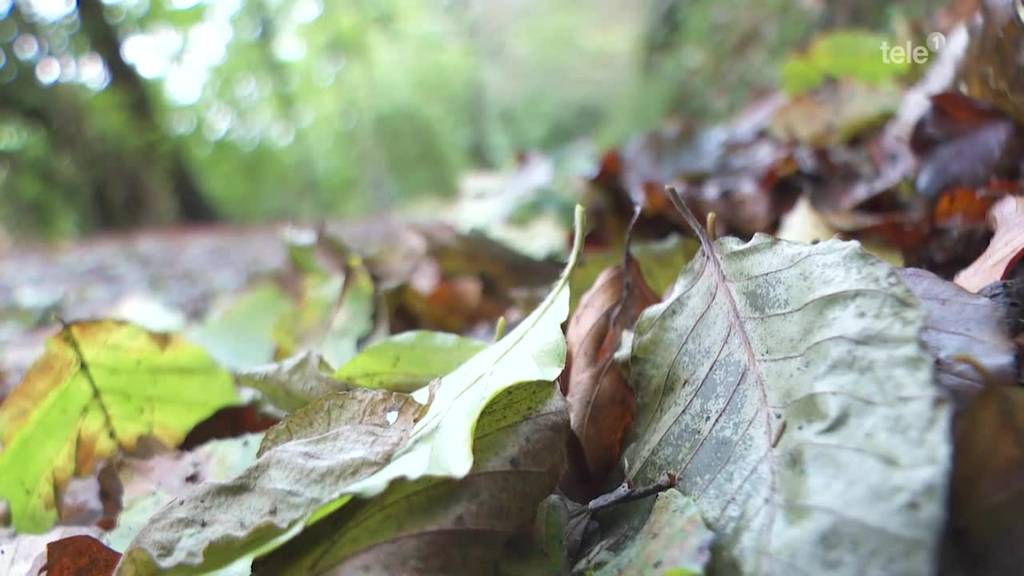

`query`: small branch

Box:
[587,473,678,514]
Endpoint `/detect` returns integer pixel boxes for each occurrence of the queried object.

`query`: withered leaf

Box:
[252,381,568,575]
[564,255,659,487]
[899,268,1017,402]
[623,191,951,574]
[46,535,121,576]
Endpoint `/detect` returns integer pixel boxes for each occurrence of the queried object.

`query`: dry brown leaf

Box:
[899,268,1017,403]
[564,255,659,489]
[955,195,1024,292]
[45,535,121,576]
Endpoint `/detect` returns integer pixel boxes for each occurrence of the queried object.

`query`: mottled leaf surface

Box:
[253,380,567,575]
[116,389,419,575]
[0,321,238,533]
[626,227,950,574]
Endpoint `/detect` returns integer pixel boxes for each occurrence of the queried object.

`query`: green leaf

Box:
[581,489,713,576]
[116,206,586,575]
[625,201,951,574]
[781,31,907,95]
[188,283,296,371]
[333,330,487,393]
[254,380,568,575]
[0,321,239,533]
[319,257,375,369]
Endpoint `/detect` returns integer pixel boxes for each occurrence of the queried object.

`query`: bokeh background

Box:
[0,0,944,238]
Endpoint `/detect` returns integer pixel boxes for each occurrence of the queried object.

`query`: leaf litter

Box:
[5,6,1024,575]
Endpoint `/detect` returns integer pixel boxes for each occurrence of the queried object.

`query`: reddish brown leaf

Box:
[45,535,121,576]
[956,195,1024,292]
[563,255,659,490]
[180,405,279,450]
[911,92,1024,199]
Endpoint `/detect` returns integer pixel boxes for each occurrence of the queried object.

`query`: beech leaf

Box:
[0,321,238,533]
[564,255,659,486]
[624,192,951,574]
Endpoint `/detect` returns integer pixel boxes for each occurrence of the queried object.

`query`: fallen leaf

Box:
[945,385,1024,576]
[623,193,951,574]
[569,234,697,310]
[251,380,568,575]
[318,257,375,369]
[45,535,121,576]
[333,330,487,393]
[0,526,102,575]
[116,206,586,574]
[188,284,295,371]
[575,488,713,576]
[564,256,659,487]
[911,92,1024,199]
[898,268,1017,402]
[955,195,1024,292]
[0,321,238,533]
[104,434,263,553]
[116,389,420,575]
[770,81,901,147]
[236,352,347,413]
[257,387,421,457]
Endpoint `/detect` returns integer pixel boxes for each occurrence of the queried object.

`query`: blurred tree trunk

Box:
[76,0,218,224]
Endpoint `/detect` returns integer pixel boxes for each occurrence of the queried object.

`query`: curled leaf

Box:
[564,256,659,486]
[956,195,1024,293]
